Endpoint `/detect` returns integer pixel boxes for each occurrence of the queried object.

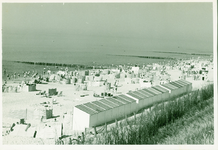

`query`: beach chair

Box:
[41,92,51,98]
[57,91,63,97]
[36,91,42,95]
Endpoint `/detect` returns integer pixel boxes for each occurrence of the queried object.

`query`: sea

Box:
[2,34,213,76]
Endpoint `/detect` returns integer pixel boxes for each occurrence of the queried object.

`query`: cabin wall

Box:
[89,113,98,128]
[73,107,90,131]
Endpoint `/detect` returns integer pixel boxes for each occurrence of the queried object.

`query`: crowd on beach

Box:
[2,56,213,86]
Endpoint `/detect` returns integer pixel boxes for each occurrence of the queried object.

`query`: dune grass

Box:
[82,83,214,145]
[149,98,214,144]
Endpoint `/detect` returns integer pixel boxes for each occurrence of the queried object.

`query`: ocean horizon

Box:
[2,34,213,66]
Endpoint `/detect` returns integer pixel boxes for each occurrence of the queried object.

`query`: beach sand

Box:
[2,59,214,144]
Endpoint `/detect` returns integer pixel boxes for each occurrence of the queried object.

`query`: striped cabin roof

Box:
[140,89,155,97]
[161,83,179,90]
[112,96,130,104]
[75,104,98,115]
[134,90,151,98]
[75,79,192,115]
[144,87,162,95]
[178,79,192,85]
[105,98,124,106]
[92,101,112,110]
[126,92,143,100]
[115,95,136,103]
[99,99,119,108]
[152,85,169,93]
[169,81,183,88]
[83,102,106,113]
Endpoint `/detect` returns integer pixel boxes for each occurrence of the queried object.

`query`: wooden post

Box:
[85,128,87,135]
[105,123,107,134]
[61,123,63,137]
[93,126,97,137]
[134,112,136,123]
[26,108,27,120]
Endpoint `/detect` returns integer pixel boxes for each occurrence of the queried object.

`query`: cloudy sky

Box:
[2,3,213,54]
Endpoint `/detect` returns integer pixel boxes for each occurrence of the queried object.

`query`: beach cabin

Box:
[159,83,181,98]
[73,95,137,132]
[73,79,193,132]
[169,81,185,95]
[48,88,57,96]
[126,90,154,111]
[73,104,98,131]
[151,85,170,102]
[112,95,134,116]
[176,79,192,93]
[114,94,138,115]
[91,100,113,125]
[83,102,108,126]
[105,98,126,120]
[142,87,162,104]
[23,84,36,92]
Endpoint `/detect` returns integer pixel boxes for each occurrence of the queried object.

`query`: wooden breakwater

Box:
[109,54,176,60]
[153,51,212,56]
[13,61,106,70]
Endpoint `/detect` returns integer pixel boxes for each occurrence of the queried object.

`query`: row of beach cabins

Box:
[72,79,192,132]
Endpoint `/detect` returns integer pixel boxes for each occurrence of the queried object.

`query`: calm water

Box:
[3,33,212,64]
[2,34,212,76]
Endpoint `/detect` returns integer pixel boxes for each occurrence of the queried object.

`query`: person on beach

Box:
[3,69,7,77]
[7,74,10,80]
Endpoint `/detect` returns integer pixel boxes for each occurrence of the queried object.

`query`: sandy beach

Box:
[2,57,214,145]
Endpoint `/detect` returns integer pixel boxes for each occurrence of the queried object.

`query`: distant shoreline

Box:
[108,54,176,60]
[153,51,212,56]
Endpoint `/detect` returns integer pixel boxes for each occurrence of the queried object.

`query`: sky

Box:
[2,3,213,54]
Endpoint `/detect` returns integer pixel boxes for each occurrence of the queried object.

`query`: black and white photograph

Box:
[1,0,217,147]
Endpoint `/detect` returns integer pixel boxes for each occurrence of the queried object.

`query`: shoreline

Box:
[153,51,212,56]
[107,54,176,60]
